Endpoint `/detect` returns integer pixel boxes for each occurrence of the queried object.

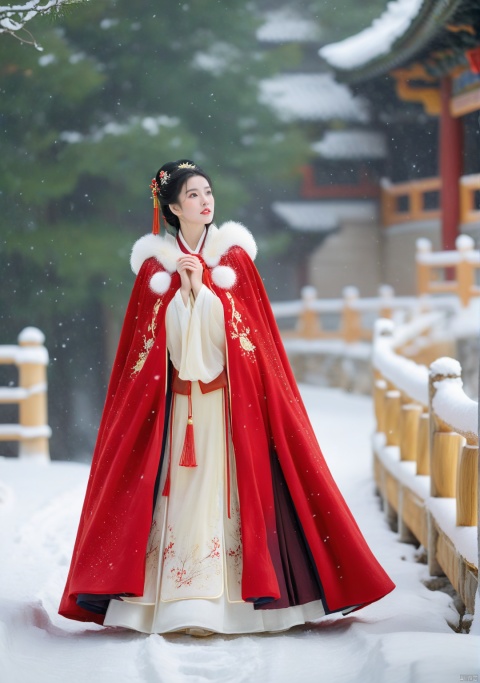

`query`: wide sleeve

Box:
[165,288,192,372]
[166,284,225,383]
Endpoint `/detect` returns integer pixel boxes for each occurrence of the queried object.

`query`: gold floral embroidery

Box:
[131,298,163,376]
[226,292,256,356]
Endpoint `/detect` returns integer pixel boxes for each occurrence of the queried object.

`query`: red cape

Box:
[59,222,394,623]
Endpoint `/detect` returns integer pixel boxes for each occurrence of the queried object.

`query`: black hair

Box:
[155,159,213,236]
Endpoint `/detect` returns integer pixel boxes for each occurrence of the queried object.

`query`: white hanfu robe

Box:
[104,232,326,634]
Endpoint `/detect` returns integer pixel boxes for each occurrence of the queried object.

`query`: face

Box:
[170,175,214,229]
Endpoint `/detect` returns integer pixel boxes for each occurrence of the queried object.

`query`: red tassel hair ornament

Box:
[150,178,160,235]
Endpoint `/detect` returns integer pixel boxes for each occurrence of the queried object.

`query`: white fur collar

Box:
[130,221,256,275]
[130,221,257,294]
[202,221,257,267]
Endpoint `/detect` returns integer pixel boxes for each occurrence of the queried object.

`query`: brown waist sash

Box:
[171,367,227,395]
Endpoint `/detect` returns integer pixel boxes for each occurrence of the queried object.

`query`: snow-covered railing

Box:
[271,283,450,345]
[372,319,478,614]
[0,328,51,460]
[381,176,441,226]
[274,285,463,341]
[272,283,459,392]
[273,284,370,343]
[417,235,480,307]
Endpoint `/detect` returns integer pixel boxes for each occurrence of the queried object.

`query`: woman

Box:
[59,159,395,635]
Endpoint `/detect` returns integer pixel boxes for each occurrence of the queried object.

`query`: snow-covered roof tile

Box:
[259,73,369,123]
[257,7,322,43]
[272,200,377,232]
[59,115,180,145]
[312,130,387,159]
[319,0,423,71]
[192,43,240,76]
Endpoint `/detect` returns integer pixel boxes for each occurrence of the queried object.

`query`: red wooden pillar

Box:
[439,76,463,250]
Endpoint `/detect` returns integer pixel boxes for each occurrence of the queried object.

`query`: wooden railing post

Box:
[430,432,464,497]
[380,178,394,227]
[416,413,430,475]
[378,284,395,319]
[456,444,478,526]
[374,378,387,433]
[459,175,472,224]
[416,238,432,297]
[297,286,320,339]
[400,404,423,462]
[385,390,401,447]
[341,286,361,343]
[429,359,463,498]
[17,327,50,460]
[455,234,475,307]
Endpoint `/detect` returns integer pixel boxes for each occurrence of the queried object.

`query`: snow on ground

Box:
[0,387,478,683]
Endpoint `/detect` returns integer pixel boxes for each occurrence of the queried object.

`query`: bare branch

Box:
[0,0,87,49]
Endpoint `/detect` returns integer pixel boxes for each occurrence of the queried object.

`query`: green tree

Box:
[0,0,309,459]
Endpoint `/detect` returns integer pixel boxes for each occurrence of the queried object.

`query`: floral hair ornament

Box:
[149,178,160,235]
[158,169,170,185]
[177,162,196,170]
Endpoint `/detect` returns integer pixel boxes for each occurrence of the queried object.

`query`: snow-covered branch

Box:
[0,0,87,48]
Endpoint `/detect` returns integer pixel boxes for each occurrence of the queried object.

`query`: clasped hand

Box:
[177,254,203,303]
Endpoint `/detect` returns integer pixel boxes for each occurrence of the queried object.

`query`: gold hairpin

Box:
[177,162,196,170]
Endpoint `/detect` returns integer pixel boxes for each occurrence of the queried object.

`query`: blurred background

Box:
[1,0,479,461]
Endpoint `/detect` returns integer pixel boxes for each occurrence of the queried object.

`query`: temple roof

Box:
[319,0,467,83]
[259,73,369,122]
[272,200,377,232]
[312,130,387,159]
[257,7,322,43]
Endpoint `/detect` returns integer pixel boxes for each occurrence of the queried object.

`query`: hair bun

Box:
[153,159,213,237]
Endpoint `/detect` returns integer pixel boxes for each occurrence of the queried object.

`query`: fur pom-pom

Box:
[131,234,162,274]
[150,271,172,294]
[203,221,257,266]
[211,265,236,289]
[131,233,178,275]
